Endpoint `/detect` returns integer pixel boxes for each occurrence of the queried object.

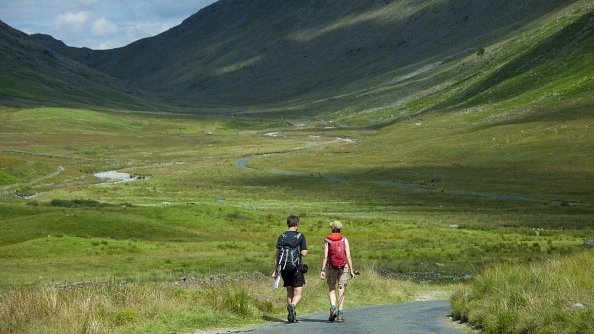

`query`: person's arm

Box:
[300,236,308,257]
[344,238,356,278]
[320,242,329,280]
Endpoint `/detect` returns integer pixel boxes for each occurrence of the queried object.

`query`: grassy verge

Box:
[0,267,441,334]
[450,250,594,333]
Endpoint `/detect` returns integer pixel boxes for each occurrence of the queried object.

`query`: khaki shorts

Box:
[326,265,350,287]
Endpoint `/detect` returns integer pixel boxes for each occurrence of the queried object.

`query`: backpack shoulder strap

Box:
[294,233,302,249]
[281,232,301,247]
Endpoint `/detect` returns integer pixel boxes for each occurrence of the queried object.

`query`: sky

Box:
[0,0,217,50]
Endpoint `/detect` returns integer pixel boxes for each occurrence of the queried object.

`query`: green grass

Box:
[0,268,428,334]
[1,201,587,290]
[1,80,594,331]
[450,251,594,333]
[1,105,592,292]
[248,100,594,204]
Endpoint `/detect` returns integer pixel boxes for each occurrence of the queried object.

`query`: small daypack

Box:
[326,233,347,269]
[278,232,302,271]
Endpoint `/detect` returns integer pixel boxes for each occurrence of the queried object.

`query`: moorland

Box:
[1,0,594,333]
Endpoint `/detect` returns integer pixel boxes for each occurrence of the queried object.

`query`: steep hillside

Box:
[0,21,163,110]
[4,0,593,117]
[336,1,594,124]
[50,0,581,108]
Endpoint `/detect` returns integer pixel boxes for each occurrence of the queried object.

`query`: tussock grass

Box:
[0,267,429,334]
[450,251,594,333]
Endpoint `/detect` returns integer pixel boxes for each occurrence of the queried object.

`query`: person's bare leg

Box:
[291,286,303,305]
[328,284,338,321]
[286,287,298,322]
[286,287,294,304]
[338,284,346,310]
[328,285,337,305]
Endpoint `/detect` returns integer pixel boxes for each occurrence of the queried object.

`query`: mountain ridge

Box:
[1,0,592,114]
[0,20,165,111]
[78,0,576,107]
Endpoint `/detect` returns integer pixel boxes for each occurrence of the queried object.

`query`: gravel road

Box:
[195,300,464,334]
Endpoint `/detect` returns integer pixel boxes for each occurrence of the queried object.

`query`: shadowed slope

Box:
[38,0,580,108]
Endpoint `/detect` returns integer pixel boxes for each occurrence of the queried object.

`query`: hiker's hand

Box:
[272,271,277,278]
[350,271,357,278]
[320,271,325,280]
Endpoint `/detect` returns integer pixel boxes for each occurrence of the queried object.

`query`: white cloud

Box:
[91,17,119,37]
[54,11,91,30]
[0,0,217,49]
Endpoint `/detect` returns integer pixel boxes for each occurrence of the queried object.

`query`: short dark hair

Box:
[287,214,300,227]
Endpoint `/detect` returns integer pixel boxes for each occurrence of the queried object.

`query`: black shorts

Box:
[280,268,305,288]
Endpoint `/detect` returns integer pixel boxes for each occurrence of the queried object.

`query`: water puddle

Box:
[94,171,138,183]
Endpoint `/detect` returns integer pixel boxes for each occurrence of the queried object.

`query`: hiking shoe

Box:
[329,307,337,322]
[337,312,345,323]
[287,304,296,323]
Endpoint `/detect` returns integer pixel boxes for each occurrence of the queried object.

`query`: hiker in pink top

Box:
[320,220,356,323]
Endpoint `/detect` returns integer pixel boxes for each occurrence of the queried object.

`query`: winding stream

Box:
[237,158,590,205]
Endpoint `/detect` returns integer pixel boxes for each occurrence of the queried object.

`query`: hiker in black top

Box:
[273,214,308,323]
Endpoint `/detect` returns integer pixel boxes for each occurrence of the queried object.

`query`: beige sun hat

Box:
[330,220,343,230]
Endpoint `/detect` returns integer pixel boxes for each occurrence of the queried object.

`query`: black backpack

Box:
[278,232,302,271]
